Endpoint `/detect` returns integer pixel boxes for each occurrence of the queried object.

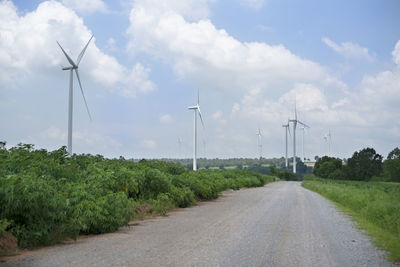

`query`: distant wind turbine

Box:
[188,90,205,171]
[326,129,332,156]
[301,126,309,162]
[57,35,93,155]
[289,98,309,173]
[256,128,262,160]
[178,137,183,158]
[202,139,207,158]
[282,119,291,169]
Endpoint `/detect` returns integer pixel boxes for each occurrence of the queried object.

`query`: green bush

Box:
[0,144,275,248]
[383,147,400,182]
[0,219,10,235]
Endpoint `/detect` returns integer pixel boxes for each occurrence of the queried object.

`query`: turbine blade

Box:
[198,107,205,129]
[75,69,92,121]
[288,125,291,138]
[57,41,76,67]
[77,35,93,66]
[298,121,310,128]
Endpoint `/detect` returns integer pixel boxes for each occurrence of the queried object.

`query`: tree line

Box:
[313,147,400,182]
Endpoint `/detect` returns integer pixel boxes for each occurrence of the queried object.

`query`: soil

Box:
[0,232,19,260]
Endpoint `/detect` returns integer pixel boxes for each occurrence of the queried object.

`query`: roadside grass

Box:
[302,177,400,262]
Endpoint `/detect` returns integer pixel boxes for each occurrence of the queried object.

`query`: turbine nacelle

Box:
[188,105,199,110]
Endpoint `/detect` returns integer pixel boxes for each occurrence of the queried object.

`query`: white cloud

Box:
[238,0,266,10]
[61,0,107,14]
[211,110,223,120]
[127,0,337,95]
[0,0,155,97]
[392,40,400,65]
[142,139,156,149]
[160,114,174,124]
[105,37,117,51]
[322,37,375,61]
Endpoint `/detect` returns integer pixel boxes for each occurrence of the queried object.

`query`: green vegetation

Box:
[166,157,312,177]
[383,148,400,182]
[303,177,400,262]
[0,144,275,248]
[314,147,400,182]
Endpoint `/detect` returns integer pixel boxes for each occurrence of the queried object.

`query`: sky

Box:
[1,0,399,160]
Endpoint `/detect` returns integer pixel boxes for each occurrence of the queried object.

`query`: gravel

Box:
[1,181,393,266]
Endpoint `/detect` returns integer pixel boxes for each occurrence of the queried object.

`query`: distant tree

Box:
[343,148,383,181]
[383,147,400,182]
[314,156,343,179]
[314,156,319,161]
[277,170,298,181]
[219,165,225,170]
[296,160,308,174]
[187,163,193,170]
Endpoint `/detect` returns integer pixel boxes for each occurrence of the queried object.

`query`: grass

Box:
[302,177,400,262]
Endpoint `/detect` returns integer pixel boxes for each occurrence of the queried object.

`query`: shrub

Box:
[313,156,343,179]
[0,144,275,248]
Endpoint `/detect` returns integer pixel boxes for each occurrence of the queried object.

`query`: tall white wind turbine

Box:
[188,91,205,171]
[57,35,93,155]
[323,129,332,156]
[282,119,291,169]
[256,128,262,160]
[289,99,309,173]
[301,126,307,162]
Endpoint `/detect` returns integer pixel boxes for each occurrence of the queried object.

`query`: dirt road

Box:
[2,182,392,266]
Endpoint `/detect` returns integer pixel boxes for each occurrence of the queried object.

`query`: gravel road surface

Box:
[2,181,393,266]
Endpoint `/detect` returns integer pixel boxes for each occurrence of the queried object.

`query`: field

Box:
[302,177,400,261]
[0,144,276,250]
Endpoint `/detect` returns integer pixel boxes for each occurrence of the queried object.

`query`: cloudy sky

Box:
[1,0,399,159]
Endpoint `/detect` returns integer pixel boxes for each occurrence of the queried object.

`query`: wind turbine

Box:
[301,126,308,162]
[57,35,93,155]
[188,90,205,171]
[323,129,332,156]
[282,119,291,169]
[256,128,262,160]
[289,99,309,173]
[202,139,207,158]
[178,137,183,158]
[327,129,332,155]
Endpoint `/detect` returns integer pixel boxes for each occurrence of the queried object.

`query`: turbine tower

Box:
[323,129,332,156]
[301,126,307,162]
[282,119,290,169]
[178,137,183,158]
[188,90,204,171]
[256,128,262,160]
[327,129,332,155]
[57,35,93,155]
[289,99,309,173]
